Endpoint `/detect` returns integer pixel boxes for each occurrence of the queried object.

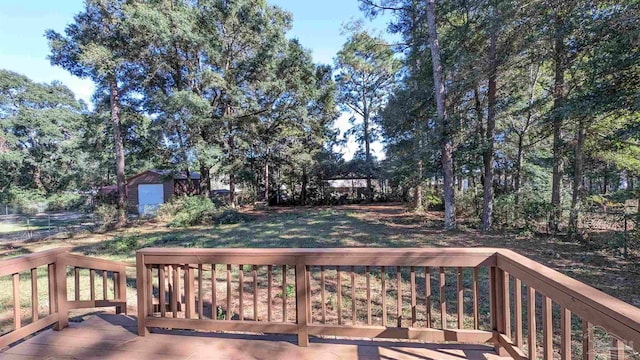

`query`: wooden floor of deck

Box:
[1,313,511,360]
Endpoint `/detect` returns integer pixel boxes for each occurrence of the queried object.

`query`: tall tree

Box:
[0,70,84,196]
[335,28,400,201]
[47,0,132,223]
[425,0,455,229]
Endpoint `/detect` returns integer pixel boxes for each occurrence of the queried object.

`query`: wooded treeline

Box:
[1,0,346,219]
[1,0,639,234]
[361,0,640,233]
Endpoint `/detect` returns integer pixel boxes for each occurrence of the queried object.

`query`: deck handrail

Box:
[495,249,640,358]
[0,249,129,348]
[137,247,640,359]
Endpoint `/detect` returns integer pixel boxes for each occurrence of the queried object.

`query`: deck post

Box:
[53,252,69,331]
[492,267,508,356]
[117,266,128,314]
[295,256,309,347]
[136,252,149,336]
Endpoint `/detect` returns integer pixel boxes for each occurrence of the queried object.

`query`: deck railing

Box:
[136,248,640,359]
[0,248,129,348]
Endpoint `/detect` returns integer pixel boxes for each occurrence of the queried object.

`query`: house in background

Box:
[126,169,201,215]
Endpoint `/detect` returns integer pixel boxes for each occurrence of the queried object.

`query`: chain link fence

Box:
[0,212,100,242]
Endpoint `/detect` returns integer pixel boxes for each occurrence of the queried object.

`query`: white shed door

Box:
[138,184,164,215]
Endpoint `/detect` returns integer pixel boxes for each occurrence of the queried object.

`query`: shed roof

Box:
[126,169,201,183]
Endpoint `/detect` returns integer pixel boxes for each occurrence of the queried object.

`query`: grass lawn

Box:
[0,223,28,234]
[2,203,638,307]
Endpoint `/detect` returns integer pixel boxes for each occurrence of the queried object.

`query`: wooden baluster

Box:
[528,286,536,360]
[337,266,342,325]
[295,258,309,347]
[515,278,523,348]
[31,268,38,321]
[167,265,173,312]
[75,267,80,301]
[117,268,127,314]
[159,266,166,317]
[226,264,232,320]
[426,267,432,328]
[542,295,552,360]
[351,266,356,325]
[366,266,371,325]
[267,265,272,322]
[103,270,108,300]
[560,307,571,360]
[610,337,624,360]
[172,266,179,317]
[457,267,463,329]
[320,265,326,324]
[503,271,511,337]
[239,265,244,321]
[381,266,386,327]
[410,266,416,327]
[198,264,203,319]
[307,265,312,324]
[282,265,287,322]
[134,254,146,336]
[397,266,402,327]
[490,267,496,330]
[13,273,20,330]
[253,265,258,321]
[440,267,446,329]
[114,272,120,300]
[90,269,96,301]
[147,267,153,316]
[473,267,479,330]
[48,264,56,315]
[212,264,217,319]
[582,320,594,360]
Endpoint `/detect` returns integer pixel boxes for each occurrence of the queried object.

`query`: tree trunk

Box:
[550,13,565,233]
[199,161,211,198]
[481,27,497,232]
[415,158,424,211]
[364,112,373,202]
[514,134,524,206]
[110,75,127,224]
[229,173,236,208]
[301,167,308,206]
[569,118,585,237]
[264,158,269,202]
[425,0,455,230]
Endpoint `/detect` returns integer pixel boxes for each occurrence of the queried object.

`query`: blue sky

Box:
[0,0,396,159]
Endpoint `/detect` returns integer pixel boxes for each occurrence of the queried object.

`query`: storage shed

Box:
[126,170,200,215]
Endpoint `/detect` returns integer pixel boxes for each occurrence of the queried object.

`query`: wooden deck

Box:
[1,313,510,360]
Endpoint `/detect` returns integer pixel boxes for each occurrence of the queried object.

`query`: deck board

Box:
[1,313,512,360]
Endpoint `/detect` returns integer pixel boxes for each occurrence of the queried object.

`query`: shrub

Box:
[47,193,88,211]
[493,194,518,229]
[157,196,217,227]
[95,204,119,226]
[106,233,140,254]
[8,188,46,214]
[212,209,254,225]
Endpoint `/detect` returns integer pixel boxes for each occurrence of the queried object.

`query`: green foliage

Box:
[7,188,47,214]
[94,204,119,226]
[0,70,84,196]
[157,196,217,228]
[46,193,88,211]
[276,284,295,299]
[106,233,140,254]
[212,210,253,225]
[216,306,226,320]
